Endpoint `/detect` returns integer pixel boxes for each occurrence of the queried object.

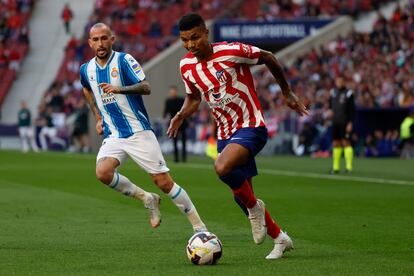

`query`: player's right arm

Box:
[80,63,103,135]
[82,87,103,135]
[167,91,201,138]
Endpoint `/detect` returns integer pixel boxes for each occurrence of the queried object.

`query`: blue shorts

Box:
[217,127,268,178]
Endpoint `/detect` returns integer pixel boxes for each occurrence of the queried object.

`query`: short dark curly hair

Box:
[178,13,206,31]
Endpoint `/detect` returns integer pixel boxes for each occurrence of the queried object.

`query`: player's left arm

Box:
[99,81,151,95]
[345,91,356,133]
[258,50,309,116]
[99,53,151,95]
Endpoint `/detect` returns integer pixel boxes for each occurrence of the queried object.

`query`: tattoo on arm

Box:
[82,88,101,120]
[119,81,151,95]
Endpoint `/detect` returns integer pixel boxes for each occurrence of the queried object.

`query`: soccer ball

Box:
[186,231,222,265]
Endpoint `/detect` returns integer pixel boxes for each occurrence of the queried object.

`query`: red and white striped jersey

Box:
[180,42,266,140]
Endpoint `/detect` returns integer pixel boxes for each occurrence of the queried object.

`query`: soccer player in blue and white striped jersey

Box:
[79,23,207,232]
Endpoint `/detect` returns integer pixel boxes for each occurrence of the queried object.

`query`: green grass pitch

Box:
[1,150,413,275]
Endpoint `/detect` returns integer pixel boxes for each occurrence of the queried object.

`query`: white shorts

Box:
[18,126,34,138]
[96,130,169,174]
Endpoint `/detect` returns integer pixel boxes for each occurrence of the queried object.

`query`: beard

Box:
[96,48,109,60]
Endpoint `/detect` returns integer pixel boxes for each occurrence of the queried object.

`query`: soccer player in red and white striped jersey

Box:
[167,13,308,260]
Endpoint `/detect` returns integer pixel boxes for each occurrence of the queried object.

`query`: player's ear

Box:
[111,35,116,44]
[88,38,93,48]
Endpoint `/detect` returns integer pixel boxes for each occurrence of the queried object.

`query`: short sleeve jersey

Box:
[179,42,265,140]
[79,51,152,138]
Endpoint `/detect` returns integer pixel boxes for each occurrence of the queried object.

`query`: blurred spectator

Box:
[18,100,39,153]
[8,48,20,71]
[163,86,187,162]
[296,121,318,156]
[46,87,65,112]
[68,98,91,153]
[61,3,74,34]
[38,106,67,151]
[149,19,162,37]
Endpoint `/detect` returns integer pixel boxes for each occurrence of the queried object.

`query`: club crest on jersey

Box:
[111,67,118,78]
[216,70,227,83]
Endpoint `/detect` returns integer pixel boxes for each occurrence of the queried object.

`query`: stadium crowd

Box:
[29,0,413,158]
[35,0,236,152]
[230,0,395,21]
[0,0,34,105]
[252,0,414,157]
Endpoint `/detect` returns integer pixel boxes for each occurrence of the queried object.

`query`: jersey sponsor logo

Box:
[208,93,239,109]
[111,67,119,78]
[211,89,224,101]
[216,70,227,83]
[89,75,95,82]
[101,92,116,105]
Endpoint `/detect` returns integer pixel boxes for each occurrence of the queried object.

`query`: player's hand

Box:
[346,122,353,133]
[167,113,184,138]
[284,90,309,116]
[96,119,103,135]
[99,83,121,94]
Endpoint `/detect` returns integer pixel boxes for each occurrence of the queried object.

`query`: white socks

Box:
[168,183,206,231]
[168,183,194,214]
[109,172,150,202]
[109,176,206,231]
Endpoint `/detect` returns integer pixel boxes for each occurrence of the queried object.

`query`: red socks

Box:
[265,209,281,239]
[244,177,281,239]
[232,180,257,208]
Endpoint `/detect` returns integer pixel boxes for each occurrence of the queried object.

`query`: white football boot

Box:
[144,193,161,228]
[248,199,267,244]
[265,231,294,260]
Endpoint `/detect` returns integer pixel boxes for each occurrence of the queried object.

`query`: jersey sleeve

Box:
[229,42,261,64]
[79,63,91,90]
[180,63,198,95]
[182,75,198,95]
[122,54,146,84]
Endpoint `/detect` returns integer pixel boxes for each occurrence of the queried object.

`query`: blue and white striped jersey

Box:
[79,51,152,138]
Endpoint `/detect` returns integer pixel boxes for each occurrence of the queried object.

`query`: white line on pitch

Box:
[176,163,414,187]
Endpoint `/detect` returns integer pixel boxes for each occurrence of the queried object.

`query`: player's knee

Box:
[152,173,173,193]
[214,161,230,177]
[95,167,113,185]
